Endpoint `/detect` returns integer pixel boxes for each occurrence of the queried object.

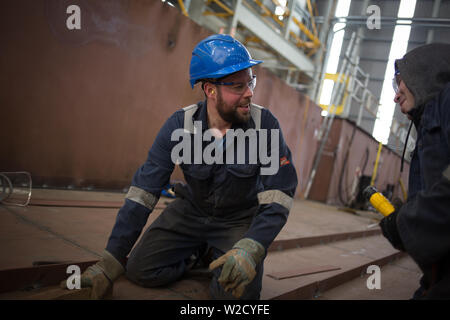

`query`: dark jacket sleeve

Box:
[397,86,450,267]
[106,112,182,263]
[244,111,298,250]
[397,169,450,266]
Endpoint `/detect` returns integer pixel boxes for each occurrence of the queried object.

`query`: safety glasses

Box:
[392,71,401,94]
[209,75,257,94]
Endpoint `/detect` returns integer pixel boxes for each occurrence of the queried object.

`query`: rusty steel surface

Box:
[0,192,417,300]
[307,119,344,202]
[25,287,94,300]
[270,251,406,300]
[1,0,208,189]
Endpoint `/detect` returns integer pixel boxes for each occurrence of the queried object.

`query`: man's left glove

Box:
[209,238,265,298]
[61,250,125,299]
[379,211,405,251]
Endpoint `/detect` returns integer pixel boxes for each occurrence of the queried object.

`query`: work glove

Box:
[209,238,265,298]
[61,250,124,299]
[379,210,405,251]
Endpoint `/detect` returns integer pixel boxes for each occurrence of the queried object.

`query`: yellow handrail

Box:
[318,73,350,115]
[204,0,234,17]
[371,142,383,186]
[177,0,189,17]
[289,31,316,49]
[211,0,234,15]
[253,0,285,27]
[306,0,318,37]
[292,17,320,47]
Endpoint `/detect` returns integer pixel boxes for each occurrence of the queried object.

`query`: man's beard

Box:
[216,90,251,124]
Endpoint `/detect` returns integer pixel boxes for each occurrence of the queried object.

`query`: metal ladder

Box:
[304,31,359,199]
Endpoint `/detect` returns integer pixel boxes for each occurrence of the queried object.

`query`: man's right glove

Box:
[61,250,124,300]
[379,211,405,251]
[209,238,265,298]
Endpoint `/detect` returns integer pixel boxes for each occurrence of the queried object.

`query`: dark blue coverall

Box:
[105,101,298,299]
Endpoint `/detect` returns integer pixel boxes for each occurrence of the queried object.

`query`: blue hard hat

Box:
[189,34,263,88]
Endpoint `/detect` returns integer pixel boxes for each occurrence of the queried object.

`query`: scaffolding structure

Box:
[168,0,329,94]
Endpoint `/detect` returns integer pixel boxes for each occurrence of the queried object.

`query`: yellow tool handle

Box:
[369,193,395,217]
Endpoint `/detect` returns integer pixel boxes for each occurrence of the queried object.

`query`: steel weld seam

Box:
[1,205,101,258]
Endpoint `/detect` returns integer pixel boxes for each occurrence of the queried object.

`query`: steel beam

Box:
[235,2,315,75]
[268,229,381,252]
[427,0,442,44]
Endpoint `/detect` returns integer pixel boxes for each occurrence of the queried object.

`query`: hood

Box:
[395,43,450,110]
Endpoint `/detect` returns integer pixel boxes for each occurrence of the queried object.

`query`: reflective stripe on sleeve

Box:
[257,190,293,211]
[126,186,158,210]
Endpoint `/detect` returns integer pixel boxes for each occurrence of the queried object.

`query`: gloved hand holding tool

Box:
[364,186,405,251]
[61,250,124,300]
[209,238,265,298]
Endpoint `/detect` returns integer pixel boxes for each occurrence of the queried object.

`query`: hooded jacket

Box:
[394,43,450,299]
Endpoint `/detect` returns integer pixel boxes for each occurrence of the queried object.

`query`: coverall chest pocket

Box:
[215,164,260,209]
[182,164,212,180]
[226,163,260,178]
[182,164,213,200]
